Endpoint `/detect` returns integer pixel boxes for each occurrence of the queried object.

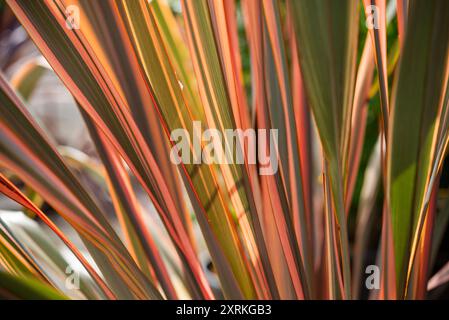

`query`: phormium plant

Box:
[0,0,449,300]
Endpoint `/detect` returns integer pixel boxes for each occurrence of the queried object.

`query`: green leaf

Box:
[387,0,449,295]
[289,0,360,299]
[0,271,68,300]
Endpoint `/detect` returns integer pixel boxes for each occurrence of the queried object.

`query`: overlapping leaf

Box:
[387,0,449,296]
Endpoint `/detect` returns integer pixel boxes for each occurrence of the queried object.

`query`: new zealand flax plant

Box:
[0,0,449,300]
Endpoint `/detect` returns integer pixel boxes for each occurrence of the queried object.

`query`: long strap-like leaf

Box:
[387,0,449,296]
